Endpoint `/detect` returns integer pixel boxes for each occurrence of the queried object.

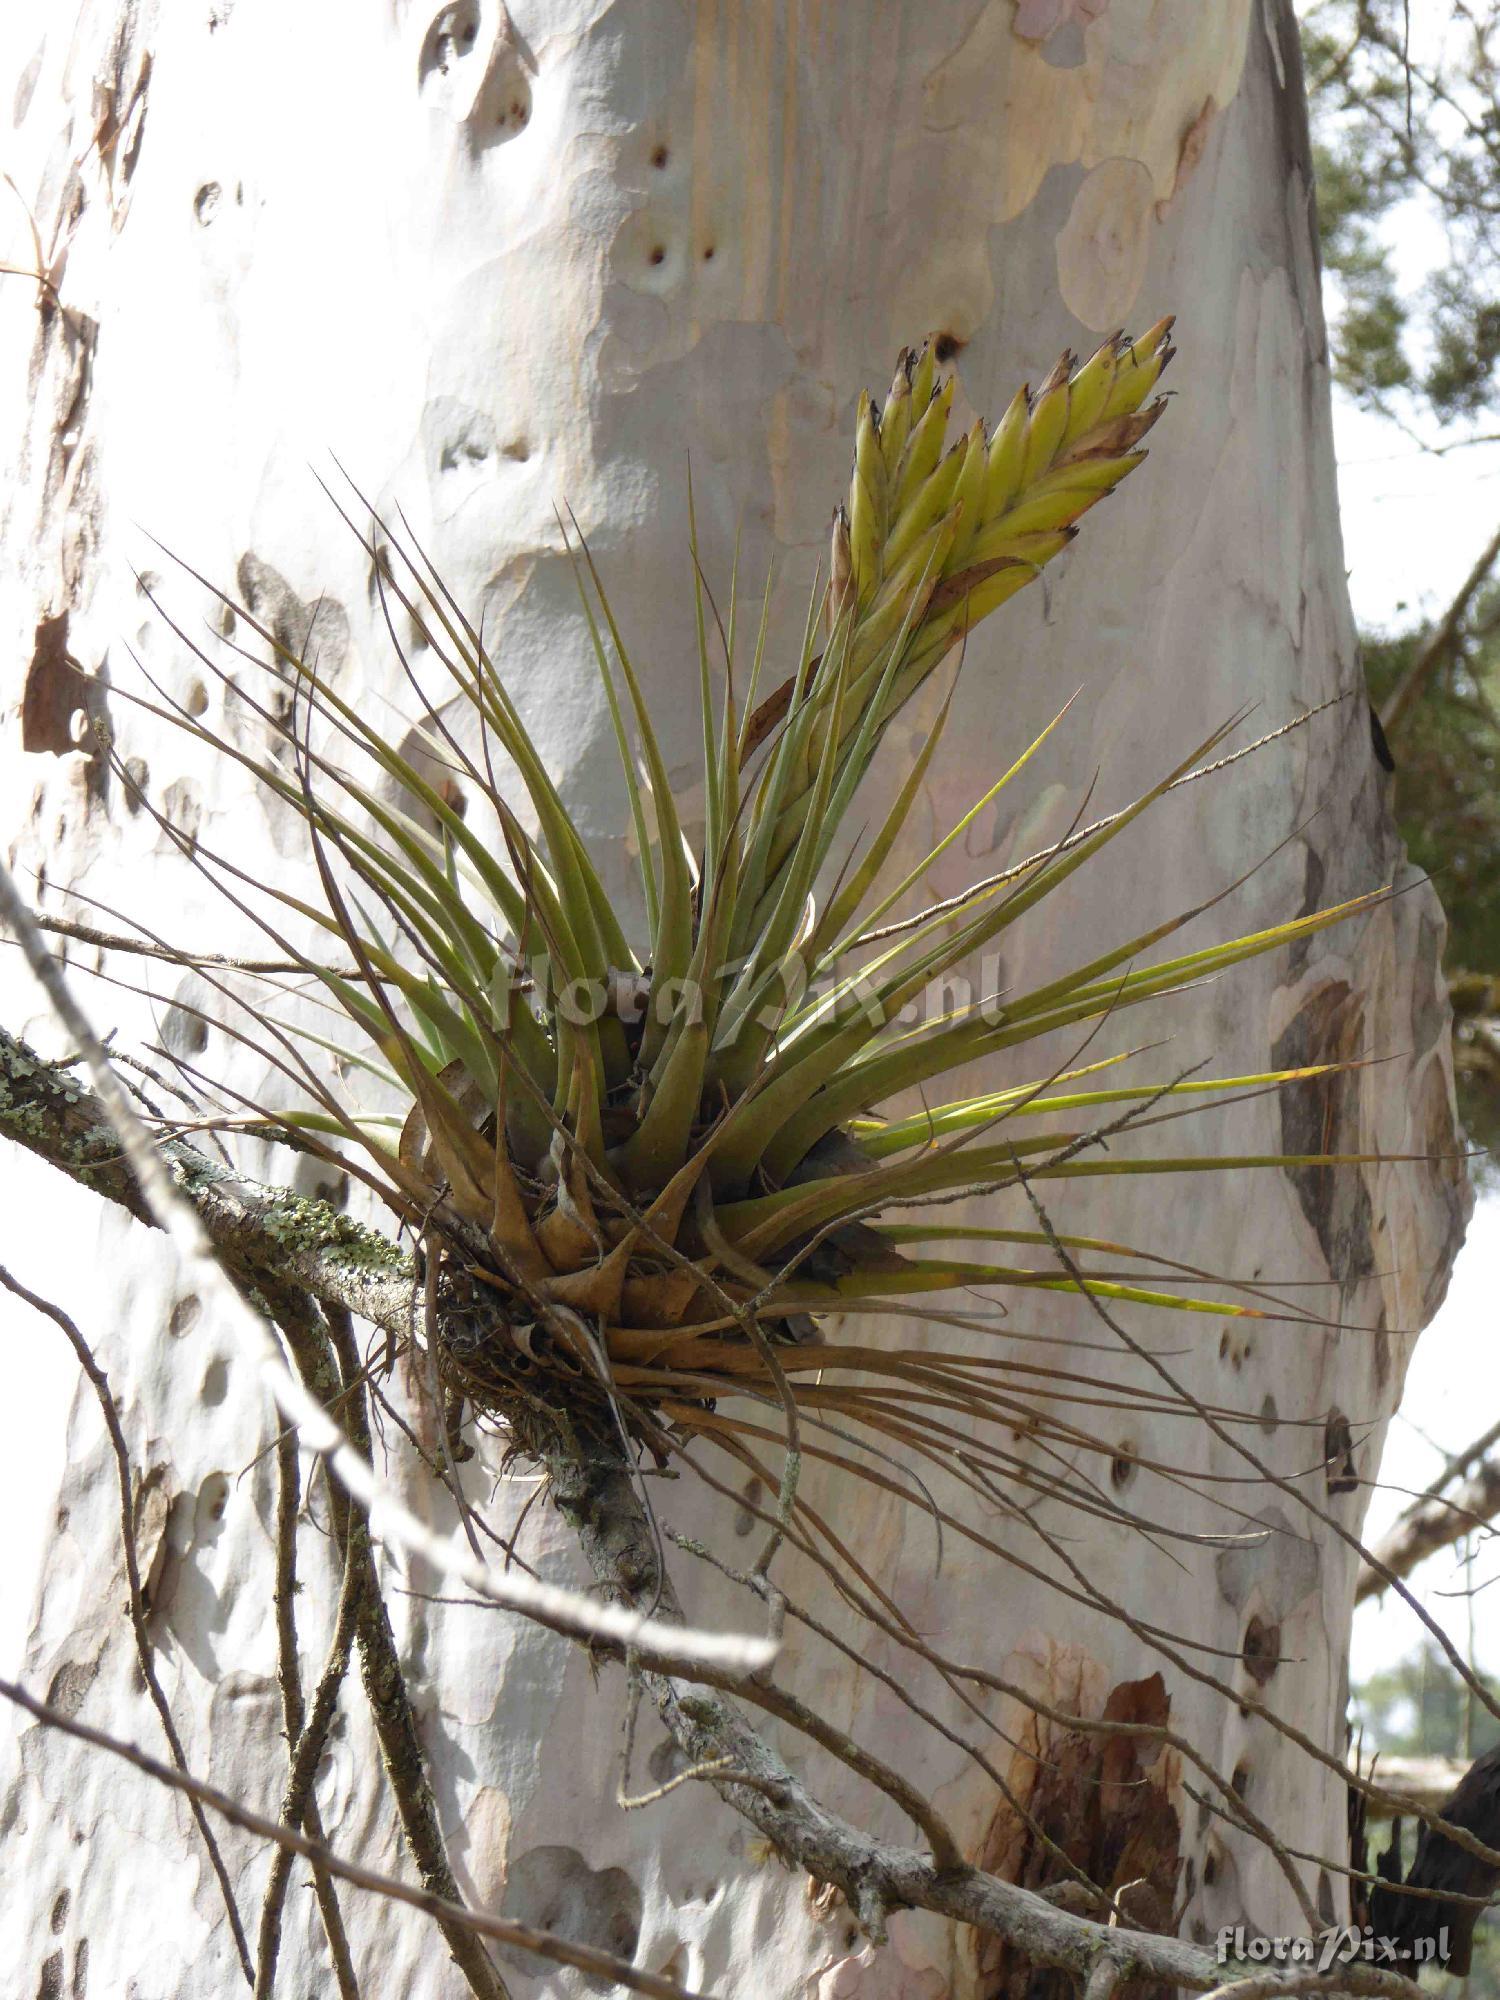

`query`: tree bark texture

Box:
[0,2,1469,1994]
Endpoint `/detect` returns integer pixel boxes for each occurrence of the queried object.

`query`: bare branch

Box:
[0,1265,255,1986]
[1379,518,1500,737]
[257,1405,362,1999]
[1197,1971,1426,2000]
[546,1440,1417,1997]
[1006,1155,1500,1750]
[0,1674,708,2000]
[1402,1414,1500,1512]
[1359,1754,1470,1820]
[21,907,362,978]
[1357,1454,1500,1603]
[280,1296,509,2000]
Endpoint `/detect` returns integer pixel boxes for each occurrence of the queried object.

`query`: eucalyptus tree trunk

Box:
[0,2,1468,1996]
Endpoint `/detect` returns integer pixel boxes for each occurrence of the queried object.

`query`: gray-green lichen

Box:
[2,1027,411,1285]
[257,1192,409,1275]
[0,1038,134,1192]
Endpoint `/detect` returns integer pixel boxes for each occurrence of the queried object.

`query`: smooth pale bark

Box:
[0,2,1468,1995]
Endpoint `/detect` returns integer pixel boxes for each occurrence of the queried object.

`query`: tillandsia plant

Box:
[117,322,1391,1531]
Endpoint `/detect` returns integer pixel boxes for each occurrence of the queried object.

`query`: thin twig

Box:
[24,908,365,978]
[1007,1161,1500,1834]
[1380,518,1500,737]
[0,1266,256,1985]
[1358,1454,1500,1604]
[851,701,1347,949]
[1197,1973,1425,2000]
[281,1298,509,2000]
[257,1403,361,2000]
[0,1674,708,2000]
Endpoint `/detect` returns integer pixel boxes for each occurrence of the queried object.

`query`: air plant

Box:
[118,323,1390,1536]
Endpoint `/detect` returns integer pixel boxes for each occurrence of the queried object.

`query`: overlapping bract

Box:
[835,319,1173,682]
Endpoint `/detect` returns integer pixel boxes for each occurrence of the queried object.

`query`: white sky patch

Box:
[1333,398,1500,635]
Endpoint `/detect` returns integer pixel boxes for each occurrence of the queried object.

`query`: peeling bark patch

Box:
[19,615,109,805]
[162,976,211,1058]
[733,1474,763,1536]
[1323,1408,1359,1497]
[1241,1614,1280,1686]
[168,1293,201,1338]
[193,182,221,225]
[1287,843,1325,979]
[1041,20,1087,67]
[1012,0,1112,40]
[1218,1326,1252,1371]
[1156,97,1218,220]
[1218,1507,1320,1615]
[501,1845,642,1990]
[425,397,506,501]
[419,3,480,85]
[1417,1062,1470,1321]
[490,90,531,138]
[92,26,152,202]
[44,1655,99,1720]
[420,2,533,146]
[13,42,43,126]
[134,1465,176,1616]
[390,722,469,834]
[237,553,350,684]
[22,614,82,755]
[1055,157,1156,331]
[197,1471,230,1534]
[977,1671,1181,2000]
[1273,981,1374,1286]
[1263,0,1314,184]
[1412,908,1448,1059]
